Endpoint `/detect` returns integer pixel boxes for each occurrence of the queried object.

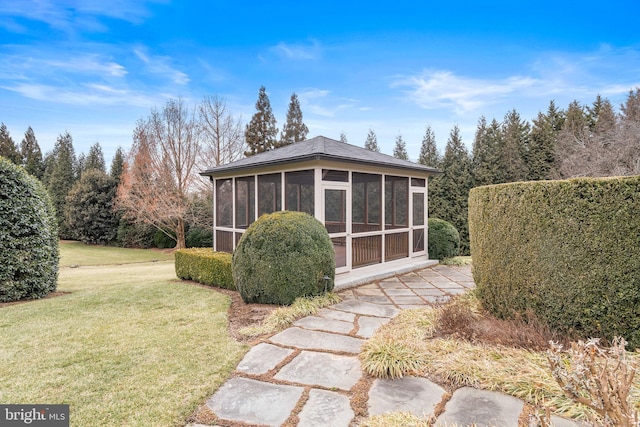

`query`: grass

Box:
[59,240,174,267]
[360,295,640,422]
[0,243,246,427]
[239,292,342,337]
[440,256,473,266]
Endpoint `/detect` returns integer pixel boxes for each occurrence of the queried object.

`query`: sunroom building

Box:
[201,136,440,280]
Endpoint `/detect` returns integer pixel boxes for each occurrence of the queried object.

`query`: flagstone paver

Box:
[236,343,294,375]
[274,350,361,390]
[436,387,524,427]
[205,377,303,426]
[297,389,354,427]
[269,327,364,354]
[368,376,447,418]
[199,264,581,427]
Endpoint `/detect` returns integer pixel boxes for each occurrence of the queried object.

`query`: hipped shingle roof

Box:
[200,135,440,177]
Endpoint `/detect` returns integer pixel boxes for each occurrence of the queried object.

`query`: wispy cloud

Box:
[0,0,160,32]
[134,47,189,85]
[3,82,161,107]
[392,70,538,114]
[298,88,359,117]
[269,40,322,61]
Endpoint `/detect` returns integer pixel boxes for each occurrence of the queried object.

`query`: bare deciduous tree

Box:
[198,95,245,170]
[116,98,200,249]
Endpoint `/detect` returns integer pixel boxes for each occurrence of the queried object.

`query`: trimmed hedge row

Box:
[469,175,640,349]
[174,248,234,290]
[428,218,460,260]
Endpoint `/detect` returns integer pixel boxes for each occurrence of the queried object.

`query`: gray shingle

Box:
[200,135,440,177]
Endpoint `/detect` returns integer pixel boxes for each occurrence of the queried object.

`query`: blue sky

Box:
[1,0,639,164]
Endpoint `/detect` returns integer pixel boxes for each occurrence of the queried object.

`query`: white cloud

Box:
[134,47,189,85]
[297,88,359,117]
[269,40,322,61]
[3,82,160,107]
[392,70,539,114]
[0,0,159,32]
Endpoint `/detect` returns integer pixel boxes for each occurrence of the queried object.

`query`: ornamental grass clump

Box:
[0,157,59,302]
[232,211,335,305]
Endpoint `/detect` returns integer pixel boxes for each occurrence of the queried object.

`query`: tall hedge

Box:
[0,157,59,302]
[469,176,640,349]
[232,211,335,305]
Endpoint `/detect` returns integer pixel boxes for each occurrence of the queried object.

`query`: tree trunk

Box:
[176,217,186,249]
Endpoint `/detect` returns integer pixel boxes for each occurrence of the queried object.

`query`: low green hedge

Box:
[469,175,640,349]
[174,248,234,290]
[428,218,460,260]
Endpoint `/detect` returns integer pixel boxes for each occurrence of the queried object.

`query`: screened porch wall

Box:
[212,164,429,271]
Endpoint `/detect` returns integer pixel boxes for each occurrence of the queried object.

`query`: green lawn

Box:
[0,243,246,427]
[59,240,175,267]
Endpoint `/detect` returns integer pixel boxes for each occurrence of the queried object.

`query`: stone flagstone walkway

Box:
[190,264,582,427]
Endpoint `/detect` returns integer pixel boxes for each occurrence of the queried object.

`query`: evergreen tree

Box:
[84,142,106,173]
[245,86,278,156]
[557,100,589,178]
[471,117,502,186]
[0,123,21,165]
[430,125,472,254]
[528,101,563,180]
[587,95,617,135]
[364,128,380,152]
[619,88,640,175]
[620,88,640,123]
[20,126,44,179]
[110,146,125,184]
[279,93,308,147]
[418,125,440,167]
[65,169,118,245]
[45,132,78,239]
[392,134,409,160]
[498,109,529,182]
[339,132,348,143]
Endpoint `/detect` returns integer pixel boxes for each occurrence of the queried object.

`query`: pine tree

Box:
[110,146,125,184]
[418,126,440,167]
[20,126,44,179]
[528,101,563,180]
[364,128,380,152]
[498,109,529,182]
[279,93,308,147]
[0,123,21,165]
[587,95,617,135]
[339,132,348,143]
[471,117,502,186]
[245,86,278,156]
[392,134,409,160]
[84,142,106,173]
[619,89,640,175]
[430,125,472,254]
[46,131,78,238]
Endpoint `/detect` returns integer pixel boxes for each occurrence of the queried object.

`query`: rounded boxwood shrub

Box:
[232,211,335,305]
[428,218,460,260]
[0,157,59,302]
